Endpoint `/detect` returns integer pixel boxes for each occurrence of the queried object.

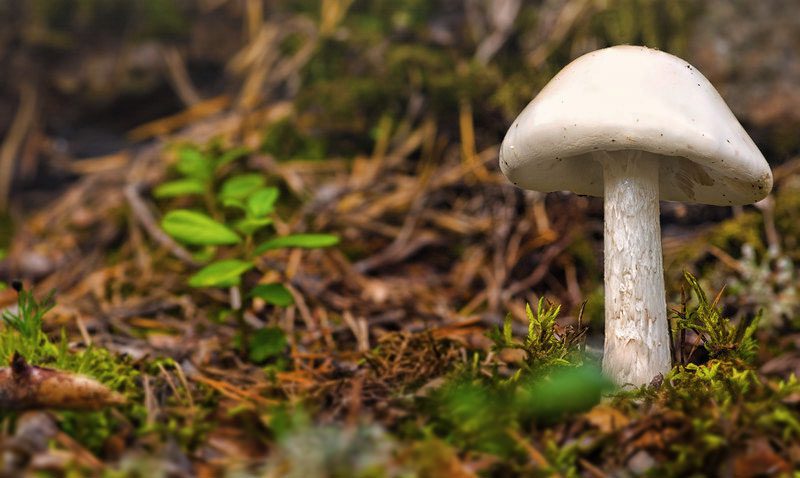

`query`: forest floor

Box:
[0,1,799,477]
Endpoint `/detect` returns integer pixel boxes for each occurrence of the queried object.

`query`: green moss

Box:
[282,0,702,173]
[580,286,605,335]
[488,298,583,370]
[611,361,800,475]
[709,211,764,252]
[674,272,760,362]
[774,179,800,256]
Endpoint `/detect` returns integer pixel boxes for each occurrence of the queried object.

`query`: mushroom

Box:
[499,45,772,386]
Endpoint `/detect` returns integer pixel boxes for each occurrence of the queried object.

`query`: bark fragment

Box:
[0,353,125,411]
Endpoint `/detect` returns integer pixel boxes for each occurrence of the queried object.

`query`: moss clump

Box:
[673,272,760,362]
[283,0,702,161]
[609,361,800,475]
[488,298,586,371]
[593,0,699,54]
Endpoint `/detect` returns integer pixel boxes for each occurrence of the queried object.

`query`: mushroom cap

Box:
[499,45,772,205]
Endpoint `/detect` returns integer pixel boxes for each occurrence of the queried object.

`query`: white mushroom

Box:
[499,45,772,386]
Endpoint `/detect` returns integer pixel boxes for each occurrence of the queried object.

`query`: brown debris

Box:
[0,353,125,411]
[583,404,630,434]
[731,438,792,477]
[317,332,465,423]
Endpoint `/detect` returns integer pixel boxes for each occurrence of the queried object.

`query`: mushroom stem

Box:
[597,151,671,386]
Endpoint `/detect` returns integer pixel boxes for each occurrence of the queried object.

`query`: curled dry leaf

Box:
[583,404,630,433]
[0,353,126,411]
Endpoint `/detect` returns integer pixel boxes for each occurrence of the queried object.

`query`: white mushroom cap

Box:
[500,45,772,206]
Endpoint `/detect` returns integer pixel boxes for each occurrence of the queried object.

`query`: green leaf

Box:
[503,315,513,344]
[191,246,217,263]
[176,146,212,181]
[214,147,249,170]
[516,365,614,420]
[188,260,254,287]
[218,174,266,202]
[246,187,280,217]
[153,179,206,198]
[235,217,274,235]
[161,210,241,246]
[221,197,247,211]
[248,326,287,363]
[249,283,294,306]
[255,234,340,254]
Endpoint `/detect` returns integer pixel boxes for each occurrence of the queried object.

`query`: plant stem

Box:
[204,185,220,220]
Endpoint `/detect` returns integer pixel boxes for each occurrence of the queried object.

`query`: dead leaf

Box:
[732,438,791,477]
[584,404,630,433]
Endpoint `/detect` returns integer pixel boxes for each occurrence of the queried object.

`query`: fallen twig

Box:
[124,183,200,267]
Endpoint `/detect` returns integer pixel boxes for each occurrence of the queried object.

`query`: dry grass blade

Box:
[127,96,231,141]
[0,84,37,211]
[162,45,202,107]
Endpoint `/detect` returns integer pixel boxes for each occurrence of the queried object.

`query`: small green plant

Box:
[157,143,338,292]
[0,280,56,362]
[673,272,760,363]
[488,297,586,372]
[156,143,339,360]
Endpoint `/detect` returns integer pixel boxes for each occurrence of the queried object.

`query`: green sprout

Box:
[155,143,339,362]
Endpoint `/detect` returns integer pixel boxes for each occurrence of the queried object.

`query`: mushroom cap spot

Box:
[499,45,772,205]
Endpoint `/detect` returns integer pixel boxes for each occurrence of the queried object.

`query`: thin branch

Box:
[124,183,200,267]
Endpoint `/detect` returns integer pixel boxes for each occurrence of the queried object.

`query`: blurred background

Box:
[2,1,798,203]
